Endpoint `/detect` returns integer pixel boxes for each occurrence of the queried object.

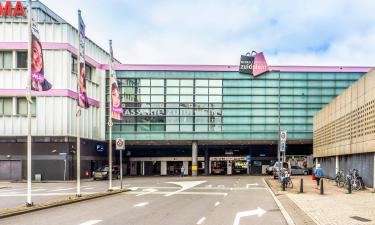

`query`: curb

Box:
[0,189,129,219]
[263,178,296,225]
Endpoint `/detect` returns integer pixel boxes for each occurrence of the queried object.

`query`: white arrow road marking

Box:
[136,188,158,196]
[207,185,213,188]
[233,207,266,225]
[165,181,206,197]
[246,183,259,188]
[215,201,220,207]
[79,220,102,225]
[129,187,139,191]
[134,202,149,207]
[197,217,206,224]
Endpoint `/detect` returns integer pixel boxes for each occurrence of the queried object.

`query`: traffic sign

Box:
[116,138,125,150]
[280,131,287,142]
[280,142,286,152]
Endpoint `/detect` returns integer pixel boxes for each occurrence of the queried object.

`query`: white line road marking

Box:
[136,188,158,196]
[215,202,220,207]
[218,185,225,188]
[128,191,228,196]
[197,217,206,224]
[233,208,266,225]
[79,220,102,225]
[165,181,207,197]
[246,183,259,188]
[50,187,76,192]
[207,185,213,188]
[129,187,139,191]
[0,192,96,197]
[134,202,149,207]
[84,187,95,190]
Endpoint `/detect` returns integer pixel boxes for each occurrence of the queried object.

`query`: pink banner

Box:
[110,41,123,120]
[78,12,89,108]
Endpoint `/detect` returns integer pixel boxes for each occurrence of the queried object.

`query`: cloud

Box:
[42,0,375,66]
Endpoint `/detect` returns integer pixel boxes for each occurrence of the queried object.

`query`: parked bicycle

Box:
[336,169,363,191]
[335,170,345,187]
[278,168,293,188]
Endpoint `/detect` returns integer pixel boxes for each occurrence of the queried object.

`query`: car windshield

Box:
[97,167,109,172]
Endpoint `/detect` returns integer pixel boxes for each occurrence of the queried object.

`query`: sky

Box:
[42,0,375,66]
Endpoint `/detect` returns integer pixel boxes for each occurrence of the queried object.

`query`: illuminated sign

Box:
[0,1,26,17]
[239,51,269,76]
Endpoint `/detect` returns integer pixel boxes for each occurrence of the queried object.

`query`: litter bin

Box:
[35,174,42,182]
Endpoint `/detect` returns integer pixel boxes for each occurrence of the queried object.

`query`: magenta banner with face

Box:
[78,13,89,108]
[30,16,52,91]
[110,42,123,120]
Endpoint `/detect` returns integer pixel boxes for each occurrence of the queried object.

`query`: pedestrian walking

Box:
[180,165,185,177]
[315,164,324,187]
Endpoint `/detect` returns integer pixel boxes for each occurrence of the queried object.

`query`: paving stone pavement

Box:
[266,176,375,225]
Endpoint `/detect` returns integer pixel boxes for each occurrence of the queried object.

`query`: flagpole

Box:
[76,9,82,197]
[26,0,33,207]
[108,40,113,191]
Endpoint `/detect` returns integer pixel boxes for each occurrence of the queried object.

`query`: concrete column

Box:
[161,161,167,176]
[192,141,198,176]
[209,158,212,175]
[204,149,209,175]
[141,161,145,176]
[335,156,339,175]
[183,161,189,176]
[315,157,319,167]
[227,161,232,175]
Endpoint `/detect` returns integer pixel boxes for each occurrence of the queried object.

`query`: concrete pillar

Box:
[335,156,339,175]
[183,161,189,176]
[192,141,198,176]
[315,157,319,167]
[209,158,212,175]
[204,149,209,175]
[227,161,232,175]
[161,161,167,176]
[141,161,145,176]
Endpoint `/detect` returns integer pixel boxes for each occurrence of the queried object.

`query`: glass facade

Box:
[108,70,364,141]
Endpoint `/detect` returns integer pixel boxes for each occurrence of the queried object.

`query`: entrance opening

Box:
[167,161,183,175]
[211,161,226,175]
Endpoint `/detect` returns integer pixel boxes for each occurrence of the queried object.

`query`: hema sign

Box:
[239,51,269,76]
[0,1,26,17]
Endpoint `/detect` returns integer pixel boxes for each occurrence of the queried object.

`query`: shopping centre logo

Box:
[239,51,269,76]
[0,1,26,17]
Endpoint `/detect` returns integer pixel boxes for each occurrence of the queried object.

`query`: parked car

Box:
[290,165,309,175]
[266,165,274,175]
[93,166,120,180]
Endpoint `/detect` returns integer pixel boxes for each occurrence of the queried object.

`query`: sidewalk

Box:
[266,176,375,225]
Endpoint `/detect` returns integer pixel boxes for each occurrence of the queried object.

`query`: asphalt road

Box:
[0,176,287,225]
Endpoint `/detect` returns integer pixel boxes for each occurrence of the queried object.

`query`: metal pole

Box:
[26,0,33,207]
[108,40,113,191]
[120,146,123,189]
[76,9,82,197]
[278,71,281,164]
[64,159,67,181]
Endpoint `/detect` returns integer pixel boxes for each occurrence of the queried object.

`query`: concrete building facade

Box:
[314,69,375,188]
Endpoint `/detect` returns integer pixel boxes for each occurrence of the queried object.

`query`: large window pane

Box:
[167,80,179,86]
[2,51,12,69]
[180,95,193,102]
[151,87,164,94]
[180,87,193,95]
[17,98,27,115]
[180,79,193,86]
[209,80,222,87]
[151,95,163,102]
[167,87,179,94]
[140,79,150,86]
[209,88,222,95]
[151,79,164,86]
[17,52,27,68]
[196,88,208,95]
[166,95,179,102]
[196,80,208,86]
[196,95,208,103]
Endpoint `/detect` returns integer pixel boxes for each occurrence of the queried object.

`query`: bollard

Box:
[300,178,304,193]
[282,178,286,191]
[320,179,324,195]
[348,180,352,194]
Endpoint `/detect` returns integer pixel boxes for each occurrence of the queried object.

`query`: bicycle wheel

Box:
[338,177,345,188]
[352,179,362,191]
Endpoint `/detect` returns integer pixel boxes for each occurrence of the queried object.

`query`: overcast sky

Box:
[42,0,375,66]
